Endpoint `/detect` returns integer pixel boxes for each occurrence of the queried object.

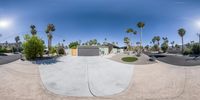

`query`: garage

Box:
[78,46,99,56]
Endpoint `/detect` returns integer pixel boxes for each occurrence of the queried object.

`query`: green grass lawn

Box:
[121,57,138,62]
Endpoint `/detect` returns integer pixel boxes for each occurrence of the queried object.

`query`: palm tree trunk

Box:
[182,37,184,54]
[140,28,142,47]
[140,28,142,53]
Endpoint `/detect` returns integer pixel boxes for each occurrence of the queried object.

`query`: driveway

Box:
[38,56,133,96]
[0,54,21,65]
[0,58,200,100]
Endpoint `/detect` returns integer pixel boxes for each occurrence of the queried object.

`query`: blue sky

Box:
[0,0,200,46]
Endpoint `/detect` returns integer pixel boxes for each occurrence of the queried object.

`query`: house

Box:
[67,43,124,56]
[101,43,123,54]
[77,43,124,56]
[78,46,99,56]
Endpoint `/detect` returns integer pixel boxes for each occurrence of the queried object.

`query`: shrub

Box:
[50,46,57,55]
[192,43,200,55]
[22,35,45,60]
[183,48,192,55]
[57,47,65,55]
[0,47,7,53]
[161,43,168,53]
[0,47,12,53]
[151,44,159,51]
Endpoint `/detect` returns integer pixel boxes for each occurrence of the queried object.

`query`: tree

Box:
[145,45,150,51]
[104,38,107,45]
[5,41,8,48]
[152,37,156,45]
[45,24,55,52]
[178,28,186,54]
[92,39,97,45]
[171,41,175,48]
[161,37,169,53]
[15,36,20,52]
[137,22,145,49]
[156,36,161,46]
[192,43,200,55]
[175,44,180,49]
[124,37,130,51]
[162,37,168,43]
[22,34,45,60]
[30,25,37,35]
[152,36,161,52]
[126,28,137,46]
[68,41,79,49]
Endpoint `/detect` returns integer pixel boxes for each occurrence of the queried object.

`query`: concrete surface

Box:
[0,57,200,100]
[38,56,133,96]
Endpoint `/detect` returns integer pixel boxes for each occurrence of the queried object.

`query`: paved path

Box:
[0,54,21,65]
[0,57,200,100]
[38,56,133,96]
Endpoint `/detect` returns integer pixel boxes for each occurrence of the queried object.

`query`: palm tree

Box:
[171,41,175,48]
[178,28,186,54]
[116,42,118,46]
[92,39,97,45]
[126,28,137,46]
[156,36,161,46]
[152,37,156,45]
[45,24,55,52]
[15,36,20,52]
[104,38,107,45]
[137,22,145,48]
[30,25,37,35]
[5,41,8,48]
[162,37,168,43]
[124,37,130,51]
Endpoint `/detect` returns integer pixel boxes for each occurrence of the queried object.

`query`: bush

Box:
[183,48,192,55]
[151,44,159,51]
[0,47,6,53]
[192,43,200,55]
[57,47,65,55]
[50,46,57,55]
[22,35,45,60]
[161,43,168,53]
[0,47,12,53]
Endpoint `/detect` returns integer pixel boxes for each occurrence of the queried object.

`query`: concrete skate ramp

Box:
[39,56,133,96]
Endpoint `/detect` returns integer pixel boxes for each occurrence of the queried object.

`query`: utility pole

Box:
[197,33,200,44]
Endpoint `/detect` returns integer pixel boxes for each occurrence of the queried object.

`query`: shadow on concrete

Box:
[33,56,62,65]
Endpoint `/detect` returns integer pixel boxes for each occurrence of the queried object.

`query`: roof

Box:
[102,43,120,49]
[78,46,99,49]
